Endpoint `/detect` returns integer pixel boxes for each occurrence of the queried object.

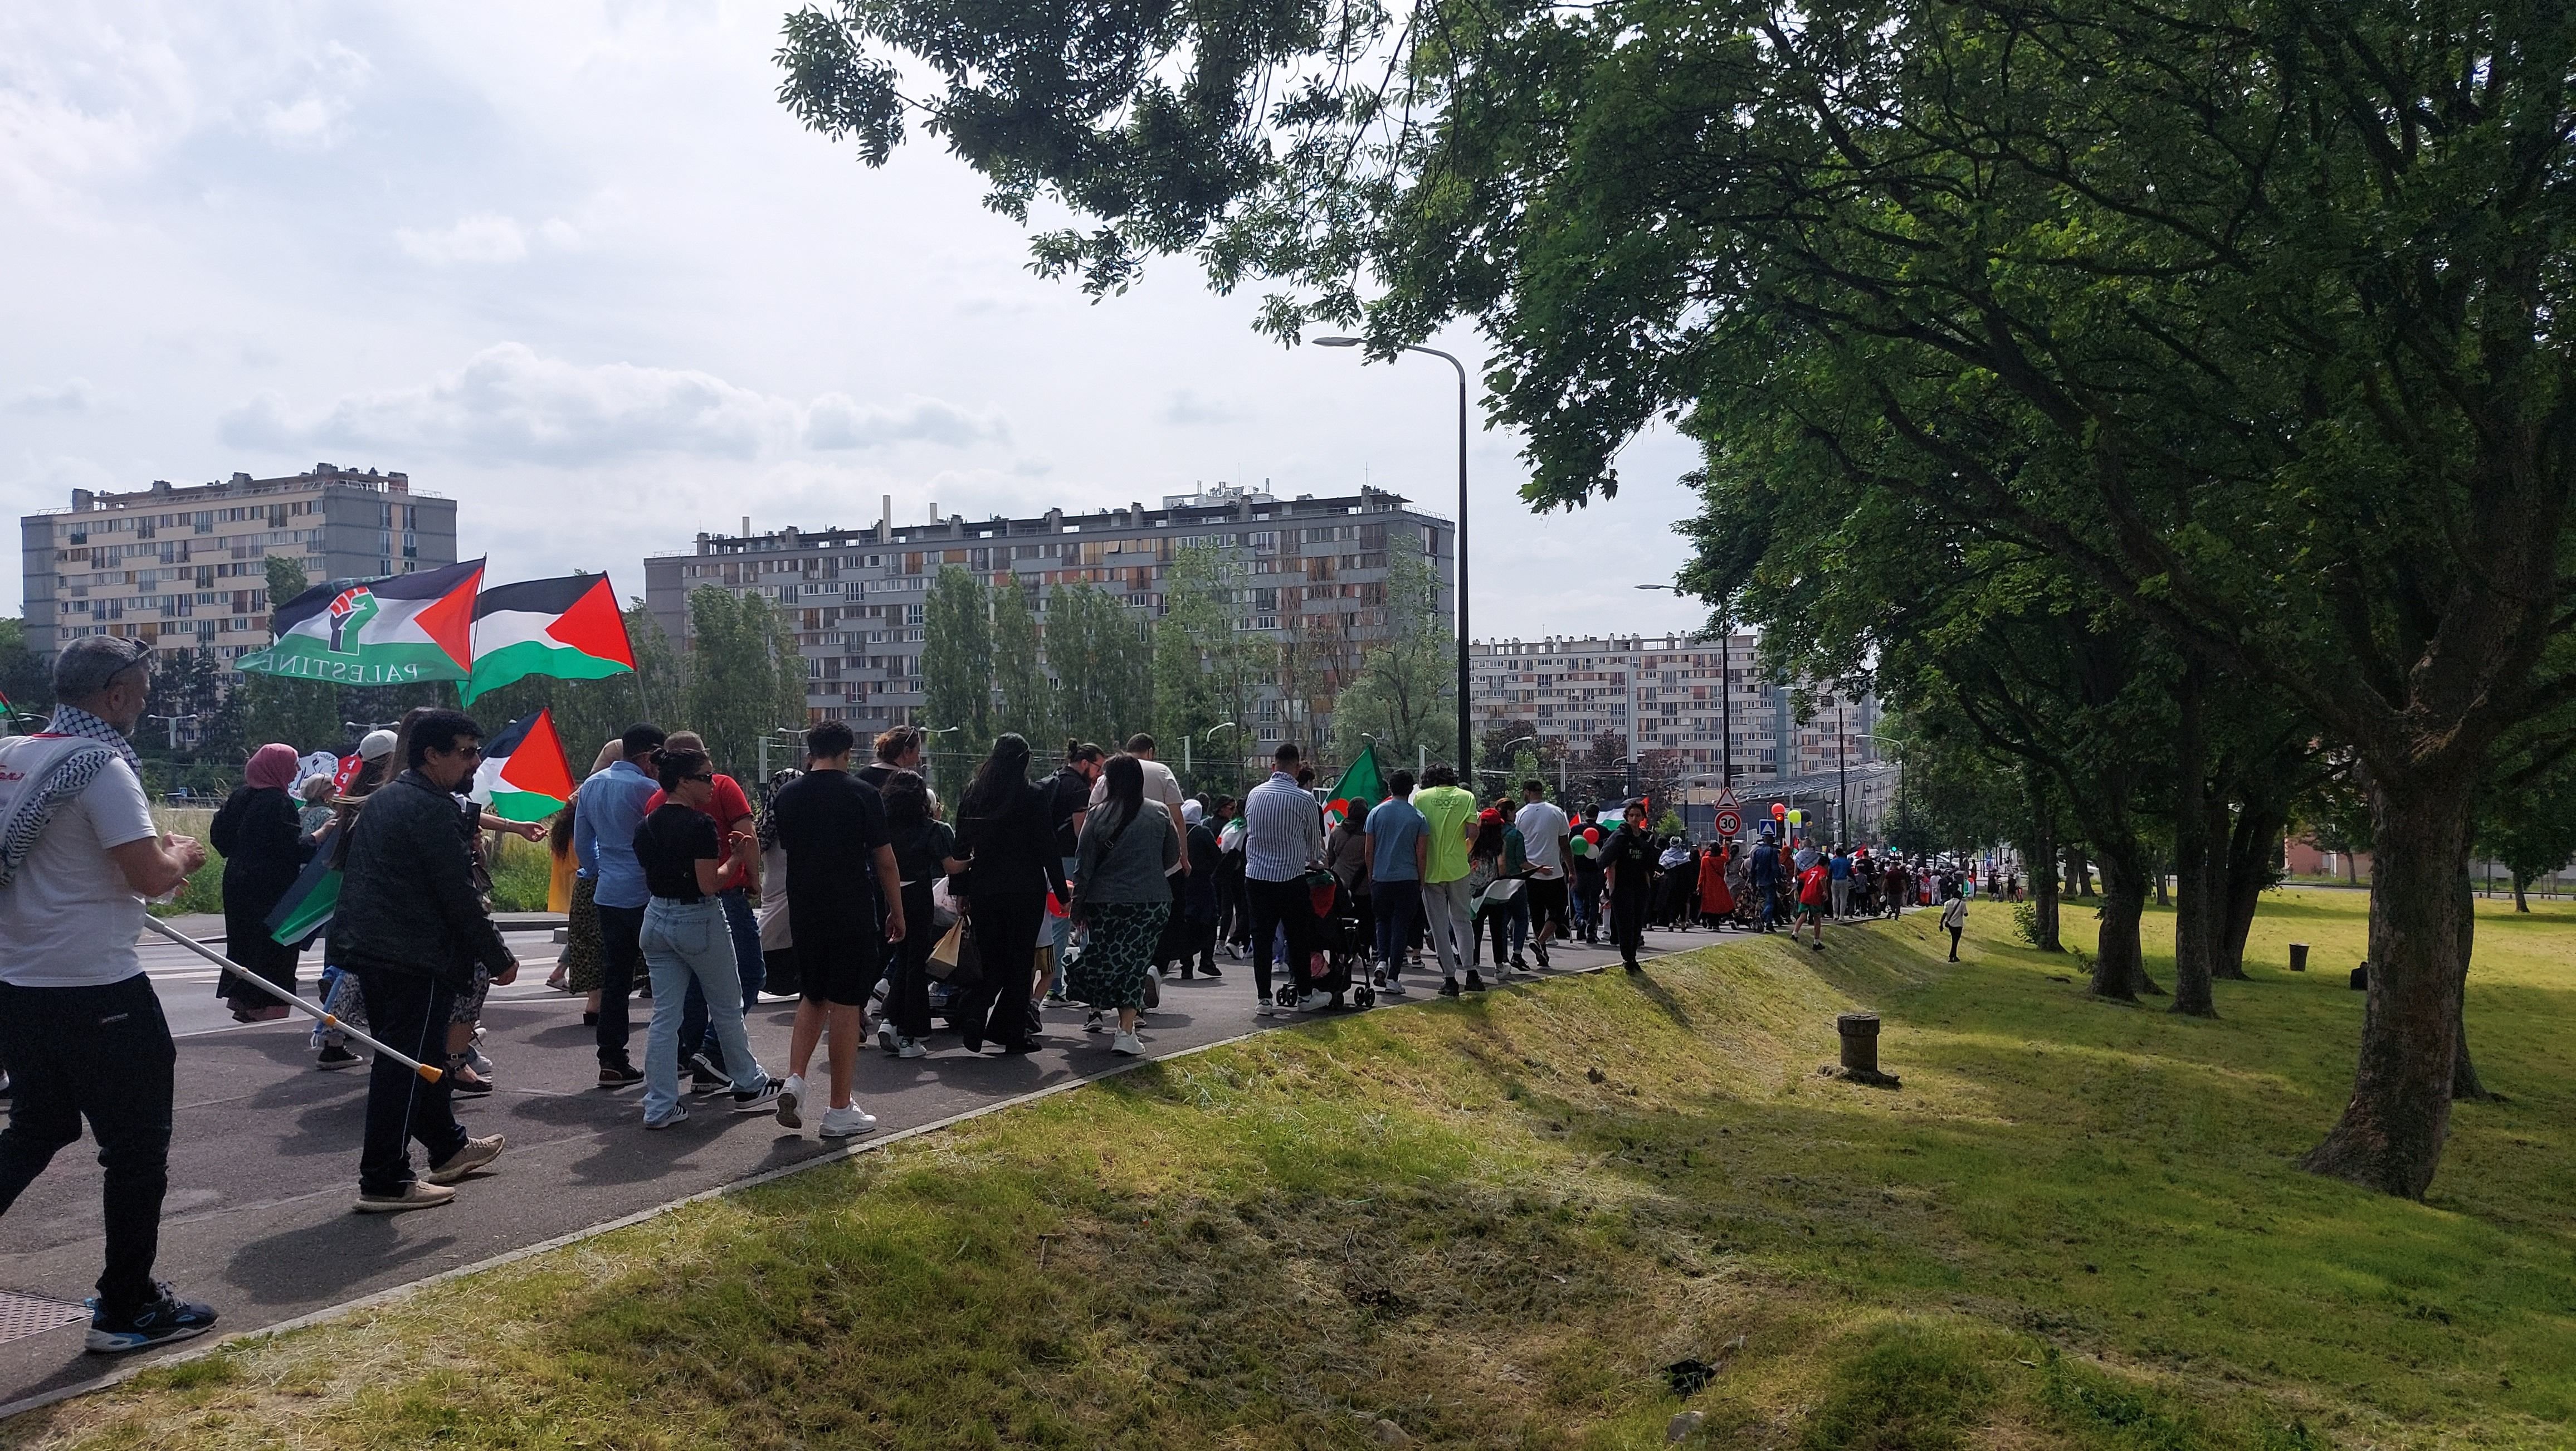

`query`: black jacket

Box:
[957,775,1070,902]
[210,785,310,919]
[328,770,515,991]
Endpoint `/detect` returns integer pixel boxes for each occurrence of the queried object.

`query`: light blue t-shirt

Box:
[1829,852,1852,881]
[1364,796,1427,883]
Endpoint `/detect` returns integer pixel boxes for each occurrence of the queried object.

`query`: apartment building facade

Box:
[20,465,460,666]
[1470,631,1880,786]
[643,484,1455,739]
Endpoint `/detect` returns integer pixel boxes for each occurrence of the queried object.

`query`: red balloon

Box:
[1582,827,1601,844]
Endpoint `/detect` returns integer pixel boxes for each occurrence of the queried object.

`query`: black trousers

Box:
[594,902,646,1068]
[1610,888,1648,963]
[353,967,466,1195]
[0,975,175,1314]
[886,880,937,1039]
[959,889,1046,1049]
[1245,876,1316,1000]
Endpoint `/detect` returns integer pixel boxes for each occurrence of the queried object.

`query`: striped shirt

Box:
[1242,771,1323,883]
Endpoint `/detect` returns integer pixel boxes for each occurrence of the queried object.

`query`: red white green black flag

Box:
[461,573,635,704]
[469,706,579,824]
[234,558,484,685]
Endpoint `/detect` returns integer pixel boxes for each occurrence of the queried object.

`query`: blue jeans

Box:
[1050,855,1080,993]
[678,890,765,1070]
[1373,879,1421,975]
[640,898,766,1123]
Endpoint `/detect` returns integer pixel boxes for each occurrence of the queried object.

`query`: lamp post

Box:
[1314,336,1471,773]
[1493,733,1536,792]
[1206,720,1243,798]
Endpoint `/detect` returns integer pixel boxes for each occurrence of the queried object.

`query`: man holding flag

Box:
[0,637,219,1350]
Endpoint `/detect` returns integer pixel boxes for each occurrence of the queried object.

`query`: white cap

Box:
[358,729,398,761]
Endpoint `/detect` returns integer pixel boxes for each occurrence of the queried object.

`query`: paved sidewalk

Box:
[0,919,1761,1409]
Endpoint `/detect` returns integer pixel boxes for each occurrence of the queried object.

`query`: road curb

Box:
[0,942,1663,1424]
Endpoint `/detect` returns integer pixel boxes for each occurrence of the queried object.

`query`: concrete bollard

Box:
[2289,942,2309,972]
[1837,1012,1881,1076]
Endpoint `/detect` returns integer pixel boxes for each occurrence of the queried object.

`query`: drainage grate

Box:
[0,1290,88,1346]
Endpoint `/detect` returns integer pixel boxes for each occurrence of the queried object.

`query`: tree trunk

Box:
[2066,846,2092,899]
[2021,768,2062,952]
[2092,846,2153,1001]
[2511,872,2530,913]
[2168,665,2218,1017]
[2300,776,2475,1199]
[2155,863,2172,907]
[2214,809,2283,981]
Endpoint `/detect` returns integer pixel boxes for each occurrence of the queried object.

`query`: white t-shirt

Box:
[1514,800,1571,879]
[0,740,157,988]
[1090,757,1189,874]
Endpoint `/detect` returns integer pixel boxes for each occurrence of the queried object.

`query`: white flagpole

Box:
[138,916,443,1083]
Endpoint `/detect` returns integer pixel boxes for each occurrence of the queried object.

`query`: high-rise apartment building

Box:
[643,484,1454,741]
[1470,631,1879,785]
[19,465,459,667]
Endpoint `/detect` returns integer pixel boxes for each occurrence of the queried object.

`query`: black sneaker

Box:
[1533,939,1550,968]
[1624,960,1643,974]
[315,1044,362,1071]
[448,1069,494,1098]
[1198,962,1221,978]
[687,1059,731,1093]
[1438,978,1462,999]
[85,1284,217,1354]
[1465,971,1487,993]
[598,1062,643,1089]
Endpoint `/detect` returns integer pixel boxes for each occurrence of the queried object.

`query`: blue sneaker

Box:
[85,1283,218,1354]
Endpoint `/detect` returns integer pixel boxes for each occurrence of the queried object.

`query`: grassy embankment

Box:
[141,807,556,918]
[16,889,2572,1449]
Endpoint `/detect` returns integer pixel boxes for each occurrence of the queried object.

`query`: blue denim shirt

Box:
[573,759,658,909]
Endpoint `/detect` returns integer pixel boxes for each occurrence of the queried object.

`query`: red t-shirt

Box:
[1797,864,1829,907]
[644,772,754,830]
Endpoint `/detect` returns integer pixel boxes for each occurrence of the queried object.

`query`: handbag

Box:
[927,918,983,987]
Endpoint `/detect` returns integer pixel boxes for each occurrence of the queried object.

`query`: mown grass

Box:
[13,888,2571,1449]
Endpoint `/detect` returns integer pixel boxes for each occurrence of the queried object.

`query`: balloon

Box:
[1570,836,1591,856]
[1582,826,1601,844]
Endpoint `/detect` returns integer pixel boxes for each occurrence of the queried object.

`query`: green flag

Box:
[1325,743,1387,825]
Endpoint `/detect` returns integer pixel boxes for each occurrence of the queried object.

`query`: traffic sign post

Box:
[1714,809,1742,838]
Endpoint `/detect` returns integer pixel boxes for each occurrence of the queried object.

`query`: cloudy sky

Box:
[2,2,1712,642]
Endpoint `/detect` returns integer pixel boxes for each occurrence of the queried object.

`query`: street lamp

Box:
[1490,733,1537,788]
[1314,335,1472,774]
[1206,720,1244,797]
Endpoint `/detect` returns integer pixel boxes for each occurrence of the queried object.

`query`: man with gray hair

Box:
[0,636,218,1352]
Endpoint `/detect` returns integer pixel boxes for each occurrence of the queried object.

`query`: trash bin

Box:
[2289,942,2309,972]
[1836,1011,1881,1076]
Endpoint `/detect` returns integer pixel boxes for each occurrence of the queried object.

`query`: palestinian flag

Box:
[265,824,341,950]
[470,707,578,823]
[1322,743,1387,826]
[461,572,635,704]
[235,558,484,685]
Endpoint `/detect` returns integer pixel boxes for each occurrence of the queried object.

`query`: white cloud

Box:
[217,343,1005,466]
[4,378,109,415]
[396,213,531,266]
[804,394,1006,450]
[255,40,370,150]
[1161,389,1242,426]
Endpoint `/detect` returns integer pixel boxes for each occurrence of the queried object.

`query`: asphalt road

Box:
[0,913,1728,1411]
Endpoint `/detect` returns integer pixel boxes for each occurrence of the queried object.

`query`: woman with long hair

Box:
[952,734,1067,1053]
[1067,754,1179,1054]
[878,768,966,1056]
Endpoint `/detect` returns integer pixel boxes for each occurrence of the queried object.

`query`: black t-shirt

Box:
[635,804,721,902]
[1601,825,1658,882]
[770,768,891,940]
[890,818,956,884]
[1047,765,1090,856]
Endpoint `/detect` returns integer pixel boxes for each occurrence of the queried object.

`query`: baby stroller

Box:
[1275,870,1375,1010]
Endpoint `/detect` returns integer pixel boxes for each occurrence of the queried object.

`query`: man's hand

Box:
[167,833,209,874]
[884,907,906,945]
[510,820,547,842]
[492,958,521,987]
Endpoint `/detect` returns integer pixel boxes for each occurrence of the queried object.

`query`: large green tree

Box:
[1047,583,1153,751]
[922,565,996,787]
[991,576,1056,754]
[683,587,808,781]
[779,0,2576,1198]
[1328,535,1457,775]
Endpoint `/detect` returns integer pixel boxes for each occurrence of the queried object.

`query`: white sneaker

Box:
[876,1020,899,1054]
[1111,1031,1144,1056]
[775,1074,804,1129]
[896,1036,927,1060]
[1255,1002,1279,1018]
[1083,1010,1109,1034]
[1296,991,1322,1012]
[819,1106,878,1140]
[1382,977,1408,997]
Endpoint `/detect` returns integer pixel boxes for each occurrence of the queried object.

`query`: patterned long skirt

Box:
[1067,900,1169,1011]
[563,875,605,994]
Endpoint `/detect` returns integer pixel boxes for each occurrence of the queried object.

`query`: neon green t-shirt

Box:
[1412,785,1479,884]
